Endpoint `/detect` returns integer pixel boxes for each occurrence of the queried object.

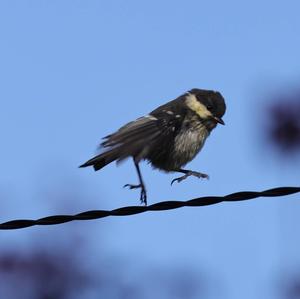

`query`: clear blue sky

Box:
[1,1,300,298]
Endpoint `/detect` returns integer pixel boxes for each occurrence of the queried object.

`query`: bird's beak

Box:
[213,116,225,125]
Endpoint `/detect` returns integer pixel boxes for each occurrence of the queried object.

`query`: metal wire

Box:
[1,186,299,230]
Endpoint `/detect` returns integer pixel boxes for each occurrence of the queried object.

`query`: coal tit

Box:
[80,88,226,205]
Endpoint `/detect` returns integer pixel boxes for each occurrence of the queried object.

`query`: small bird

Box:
[80,88,226,205]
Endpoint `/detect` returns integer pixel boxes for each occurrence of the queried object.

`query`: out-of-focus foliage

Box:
[277,271,300,299]
[0,249,91,299]
[265,91,300,155]
[0,246,208,299]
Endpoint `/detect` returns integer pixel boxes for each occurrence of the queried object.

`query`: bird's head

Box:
[185,88,226,127]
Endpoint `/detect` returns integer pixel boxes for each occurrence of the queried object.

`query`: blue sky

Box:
[1,1,300,298]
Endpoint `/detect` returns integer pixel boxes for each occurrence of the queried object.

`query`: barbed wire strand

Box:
[1,186,299,230]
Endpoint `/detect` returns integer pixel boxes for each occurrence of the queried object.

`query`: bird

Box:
[80,88,226,205]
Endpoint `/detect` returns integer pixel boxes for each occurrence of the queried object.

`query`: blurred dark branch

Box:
[266,94,300,154]
[1,186,299,230]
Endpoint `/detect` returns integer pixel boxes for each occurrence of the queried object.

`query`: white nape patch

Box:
[146,114,158,120]
[185,92,212,119]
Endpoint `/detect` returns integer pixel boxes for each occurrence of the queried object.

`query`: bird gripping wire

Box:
[0,186,299,230]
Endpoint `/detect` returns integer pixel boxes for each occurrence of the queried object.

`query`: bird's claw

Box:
[124,183,147,205]
[140,188,147,205]
[123,183,142,190]
[171,171,209,186]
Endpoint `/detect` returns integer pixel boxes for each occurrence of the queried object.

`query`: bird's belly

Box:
[170,128,208,168]
[147,125,209,171]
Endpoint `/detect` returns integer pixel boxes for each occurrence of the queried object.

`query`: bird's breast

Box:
[172,124,209,168]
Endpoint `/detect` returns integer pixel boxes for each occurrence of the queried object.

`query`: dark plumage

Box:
[80,88,226,204]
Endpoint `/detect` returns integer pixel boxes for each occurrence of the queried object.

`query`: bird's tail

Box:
[79,149,120,171]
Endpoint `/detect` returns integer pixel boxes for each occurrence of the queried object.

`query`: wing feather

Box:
[80,97,187,170]
[102,117,159,148]
[102,117,159,145]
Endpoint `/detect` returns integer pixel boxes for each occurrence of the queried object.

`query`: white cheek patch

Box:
[185,93,212,119]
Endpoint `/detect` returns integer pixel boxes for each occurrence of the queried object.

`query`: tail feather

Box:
[79,150,120,171]
[80,115,161,171]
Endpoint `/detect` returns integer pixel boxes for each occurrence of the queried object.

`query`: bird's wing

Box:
[102,116,160,147]
[80,97,187,170]
[100,100,186,161]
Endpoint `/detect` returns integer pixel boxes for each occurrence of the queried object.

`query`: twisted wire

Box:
[0,186,299,230]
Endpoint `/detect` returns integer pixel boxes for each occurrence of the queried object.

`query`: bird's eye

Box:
[206,104,213,111]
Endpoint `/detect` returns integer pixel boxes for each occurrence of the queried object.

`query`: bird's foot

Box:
[171,171,209,185]
[124,183,147,205]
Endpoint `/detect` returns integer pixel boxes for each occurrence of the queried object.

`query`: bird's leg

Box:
[124,159,147,205]
[171,168,209,185]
